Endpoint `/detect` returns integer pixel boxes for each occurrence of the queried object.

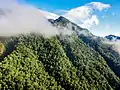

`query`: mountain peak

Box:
[105,35,120,41]
[54,16,70,24]
[48,16,94,37]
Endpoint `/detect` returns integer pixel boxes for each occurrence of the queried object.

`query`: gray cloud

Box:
[104,39,120,54]
[0,0,59,37]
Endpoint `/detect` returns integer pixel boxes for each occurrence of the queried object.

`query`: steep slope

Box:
[0,42,63,90]
[52,16,120,78]
[0,33,120,90]
[79,35,120,77]
[58,35,120,90]
[0,16,120,90]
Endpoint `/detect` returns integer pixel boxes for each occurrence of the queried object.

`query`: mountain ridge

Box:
[0,16,120,90]
[105,35,120,41]
[49,16,120,78]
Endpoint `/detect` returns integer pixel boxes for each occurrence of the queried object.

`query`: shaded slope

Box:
[79,35,120,77]
[58,35,120,90]
[52,16,120,78]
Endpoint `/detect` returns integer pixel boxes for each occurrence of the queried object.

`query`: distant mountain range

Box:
[105,35,120,41]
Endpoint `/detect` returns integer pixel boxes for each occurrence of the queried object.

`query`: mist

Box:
[104,39,120,54]
[0,0,59,37]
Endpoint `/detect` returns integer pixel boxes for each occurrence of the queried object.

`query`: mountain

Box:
[40,10,59,19]
[51,16,94,37]
[0,16,120,90]
[105,35,120,41]
[50,16,120,78]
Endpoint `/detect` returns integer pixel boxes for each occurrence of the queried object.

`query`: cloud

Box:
[113,42,120,54]
[0,1,110,37]
[0,0,59,37]
[62,2,110,29]
[63,6,92,23]
[40,10,59,20]
[38,2,110,29]
[114,32,120,36]
[80,15,99,29]
[57,23,74,35]
[86,2,110,11]
[105,40,120,54]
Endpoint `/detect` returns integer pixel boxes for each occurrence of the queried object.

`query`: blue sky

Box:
[18,0,120,36]
[19,0,120,11]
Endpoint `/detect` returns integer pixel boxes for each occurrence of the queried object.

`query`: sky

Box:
[18,0,120,37]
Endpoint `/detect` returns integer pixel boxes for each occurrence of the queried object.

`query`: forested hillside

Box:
[0,0,119,89]
[0,16,120,90]
[0,33,120,90]
[79,35,120,77]
[52,16,120,78]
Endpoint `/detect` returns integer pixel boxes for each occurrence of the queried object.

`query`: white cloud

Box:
[38,2,110,30]
[105,40,120,54]
[0,0,59,37]
[0,0,75,37]
[113,32,120,36]
[62,2,110,29]
[0,1,112,37]
[87,2,110,11]
[40,10,59,20]
[63,6,92,21]
[80,15,99,29]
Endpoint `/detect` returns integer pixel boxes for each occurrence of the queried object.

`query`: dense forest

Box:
[53,16,120,78]
[0,16,120,90]
[79,35,120,77]
[0,33,119,90]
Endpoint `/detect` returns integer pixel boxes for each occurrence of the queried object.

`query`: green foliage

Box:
[0,42,63,90]
[79,35,120,77]
[17,34,83,90]
[0,33,120,90]
[58,35,120,90]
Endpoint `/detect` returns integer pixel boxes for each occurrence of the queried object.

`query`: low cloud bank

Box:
[104,39,120,54]
[0,0,60,37]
